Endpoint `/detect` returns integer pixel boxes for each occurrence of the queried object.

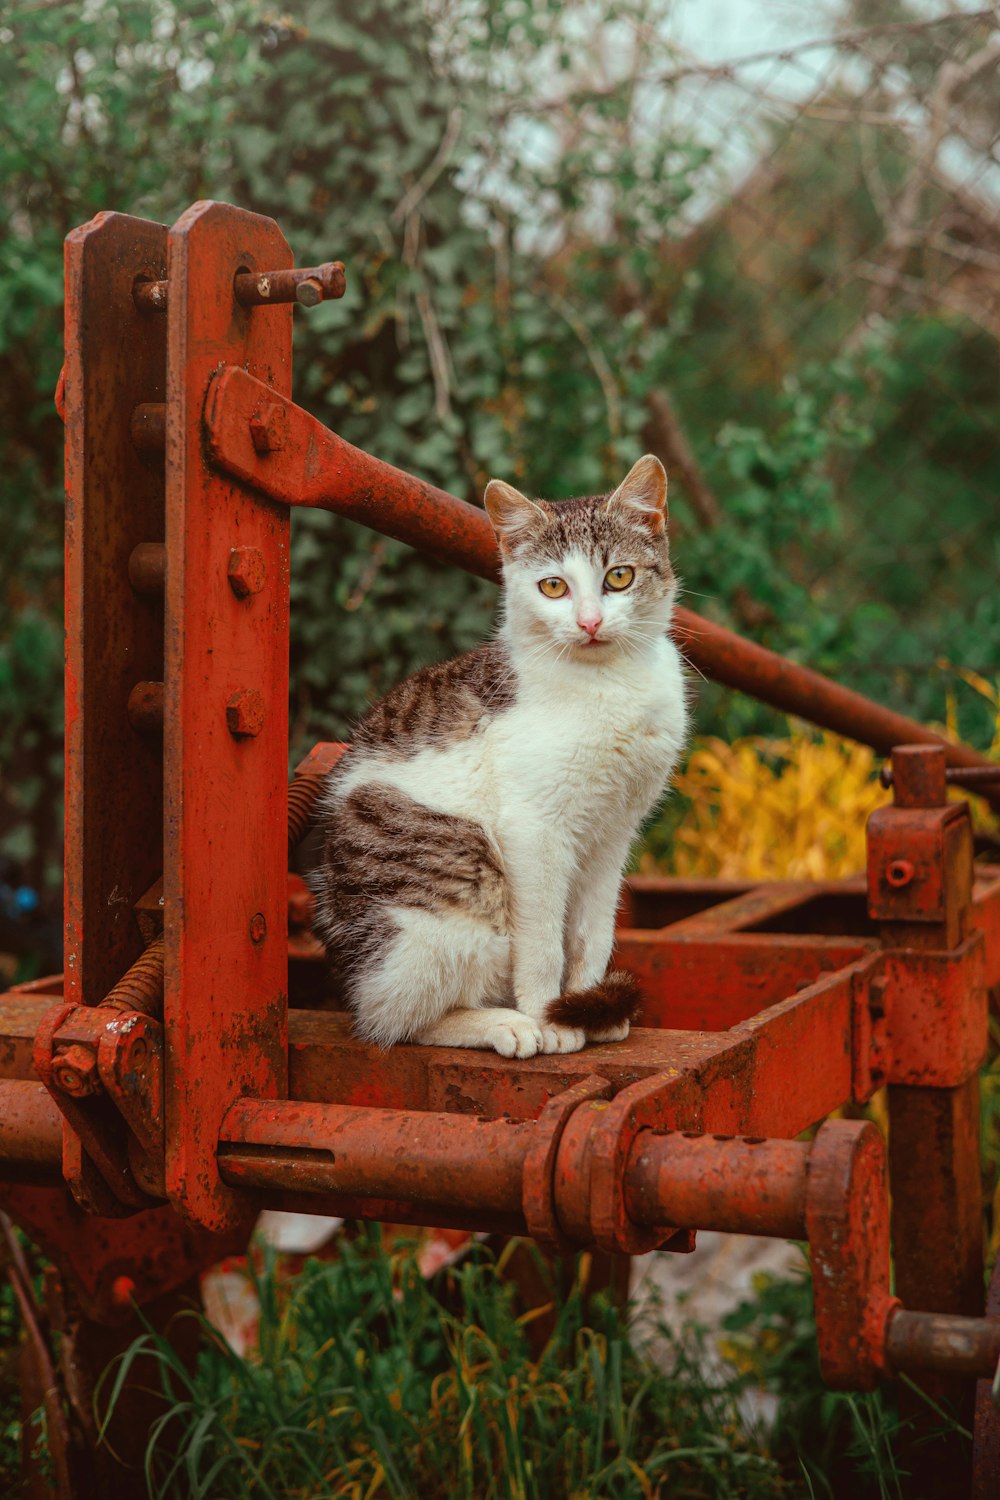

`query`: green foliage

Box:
[101,1230,793,1499]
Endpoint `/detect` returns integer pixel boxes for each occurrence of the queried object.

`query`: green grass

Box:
[96,1228,974,1500]
[100,1230,794,1500]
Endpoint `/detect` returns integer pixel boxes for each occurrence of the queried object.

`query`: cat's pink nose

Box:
[577,613,603,638]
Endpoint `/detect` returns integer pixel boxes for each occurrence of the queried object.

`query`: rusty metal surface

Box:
[204,365,503,579]
[805,1120,894,1389]
[133,258,346,312]
[0,1182,244,1325]
[0,1083,63,1181]
[876,751,984,1490]
[615,931,875,1031]
[624,1132,808,1238]
[889,1309,1000,1381]
[868,801,974,940]
[523,1075,612,1251]
[219,1097,535,1213]
[205,365,1000,784]
[163,202,292,1232]
[63,212,167,1007]
[881,939,986,1086]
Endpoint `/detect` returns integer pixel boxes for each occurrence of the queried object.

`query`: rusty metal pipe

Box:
[674,612,1000,804]
[218,1097,533,1214]
[624,1131,809,1238]
[204,367,1000,799]
[236,261,347,307]
[886,1308,1000,1381]
[0,1083,64,1180]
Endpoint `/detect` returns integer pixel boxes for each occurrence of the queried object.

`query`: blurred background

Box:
[1,0,998,979]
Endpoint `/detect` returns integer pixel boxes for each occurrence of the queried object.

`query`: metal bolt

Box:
[248,403,288,454]
[52,1043,101,1097]
[128,680,165,734]
[250,912,267,945]
[886,859,915,889]
[111,1275,137,1308]
[226,688,266,738]
[295,276,324,307]
[227,546,267,598]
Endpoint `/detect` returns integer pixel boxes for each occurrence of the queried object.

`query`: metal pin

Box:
[127,681,164,734]
[130,403,166,455]
[128,543,166,596]
[131,260,346,312]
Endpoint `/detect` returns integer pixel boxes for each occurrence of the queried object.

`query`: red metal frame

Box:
[1,200,999,1491]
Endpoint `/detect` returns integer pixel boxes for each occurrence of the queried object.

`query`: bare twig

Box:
[416,287,454,421]
[391,107,464,226]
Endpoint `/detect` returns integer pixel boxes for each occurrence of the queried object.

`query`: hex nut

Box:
[227,546,266,598]
[248,402,288,454]
[52,1043,101,1097]
[226,688,266,738]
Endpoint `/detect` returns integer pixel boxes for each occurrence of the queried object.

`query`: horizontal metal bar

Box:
[0,1082,63,1181]
[219,1098,811,1239]
[886,1308,1000,1381]
[881,763,1000,789]
[218,1098,534,1214]
[204,366,999,798]
[205,365,500,578]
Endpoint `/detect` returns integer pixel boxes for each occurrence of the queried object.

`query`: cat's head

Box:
[484,455,675,659]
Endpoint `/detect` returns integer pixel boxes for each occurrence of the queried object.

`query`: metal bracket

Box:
[33,1002,163,1215]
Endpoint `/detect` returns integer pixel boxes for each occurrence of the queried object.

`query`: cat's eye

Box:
[538,577,568,598]
[604,566,634,592]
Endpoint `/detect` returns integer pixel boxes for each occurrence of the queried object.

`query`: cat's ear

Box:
[484,479,547,554]
[606,454,668,533]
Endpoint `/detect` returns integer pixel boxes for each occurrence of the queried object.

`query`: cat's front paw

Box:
[485,1013,544,1059]
[586,1019,630,1045]
[539,1022,587,1055]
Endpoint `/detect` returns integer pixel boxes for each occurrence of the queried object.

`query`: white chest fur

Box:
[331,635,687,851]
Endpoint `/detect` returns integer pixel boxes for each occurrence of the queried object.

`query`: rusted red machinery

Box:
[2,202,1000,1496]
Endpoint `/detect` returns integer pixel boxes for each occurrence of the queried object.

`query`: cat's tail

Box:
[544,970,642,1031]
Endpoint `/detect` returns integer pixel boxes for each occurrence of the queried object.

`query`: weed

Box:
[100,1229,796,1500]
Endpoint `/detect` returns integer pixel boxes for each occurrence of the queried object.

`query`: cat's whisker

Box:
[676,649,709,684]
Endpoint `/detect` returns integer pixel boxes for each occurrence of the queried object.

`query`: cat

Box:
[312,453,688,1058]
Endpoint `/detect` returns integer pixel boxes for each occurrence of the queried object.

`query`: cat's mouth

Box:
[577,636,610,649]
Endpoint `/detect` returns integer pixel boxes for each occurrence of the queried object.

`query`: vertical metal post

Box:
[872,745,984,1488]
[63,213,167,1006]
[163,203,292,1232]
